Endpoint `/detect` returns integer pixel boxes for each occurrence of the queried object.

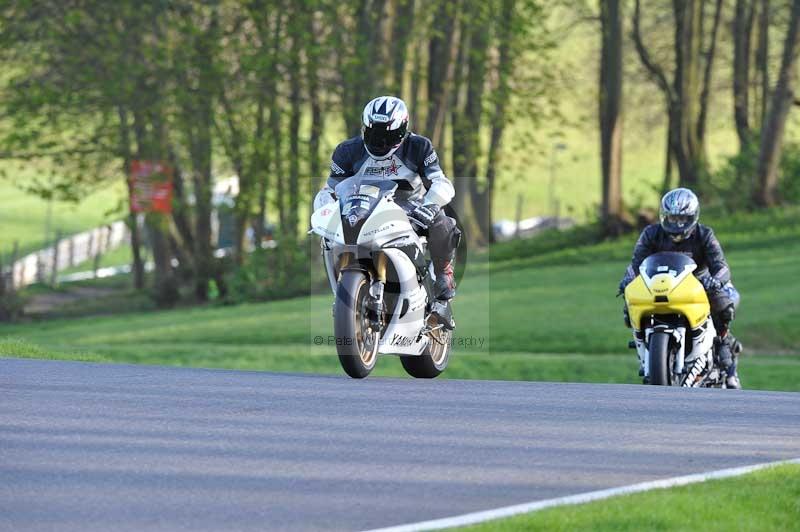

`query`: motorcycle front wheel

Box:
[648,331,672,385]
[334,270,379,379]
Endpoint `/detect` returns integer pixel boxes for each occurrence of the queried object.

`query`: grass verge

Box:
[462,463,800,531]
[2,208,799,390]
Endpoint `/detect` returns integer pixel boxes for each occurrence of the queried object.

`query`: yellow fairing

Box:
[625,272,711,329]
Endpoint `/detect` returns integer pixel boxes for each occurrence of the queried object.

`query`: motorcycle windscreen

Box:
[335,177,398,225]
[640,252,696,279]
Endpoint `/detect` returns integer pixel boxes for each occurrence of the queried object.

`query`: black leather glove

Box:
[618,274,633,297]
[408,203,440,229]
[699,274,723,293]
[617,281,627,297]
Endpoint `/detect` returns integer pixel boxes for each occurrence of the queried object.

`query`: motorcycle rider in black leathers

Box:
[619,188,743,389]
[313,96,460,329]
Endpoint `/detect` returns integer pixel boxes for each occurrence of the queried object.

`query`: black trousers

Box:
[415,210,460,265]
[709,281,740,333]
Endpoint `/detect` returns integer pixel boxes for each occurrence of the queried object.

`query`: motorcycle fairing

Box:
[310,176,432,357]
[377,247,429,356]
[626,267,711,330]
[625,251,717,385]
[310,202,344,245]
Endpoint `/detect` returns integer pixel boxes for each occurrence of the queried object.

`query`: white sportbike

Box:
[309,175,452,379]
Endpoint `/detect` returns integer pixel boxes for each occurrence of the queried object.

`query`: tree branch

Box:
[0,146,114,160]
[631,0,673,101]
[697,0,724,141]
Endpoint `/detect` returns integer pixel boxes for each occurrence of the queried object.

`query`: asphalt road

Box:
[1,358,799,531]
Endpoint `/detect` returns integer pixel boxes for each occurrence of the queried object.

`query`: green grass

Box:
[59,244,134,275]
[0,163,124,257]
[462,464,800,531]
[2,208,800,390]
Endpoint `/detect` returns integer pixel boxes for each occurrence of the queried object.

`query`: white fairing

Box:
[312,192,430,356]
[310,202,344,245]
[685,318,716,363]
[357,198,418,248]
[635,317,716,382]
[377,248,428,355]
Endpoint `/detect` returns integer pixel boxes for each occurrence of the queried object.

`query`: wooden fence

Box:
[1,221,129,290]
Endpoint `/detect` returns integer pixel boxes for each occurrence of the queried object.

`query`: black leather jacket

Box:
[620,223,731,289]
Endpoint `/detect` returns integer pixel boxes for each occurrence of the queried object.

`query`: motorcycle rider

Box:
[619,188,743,389]
[314,96,460,329]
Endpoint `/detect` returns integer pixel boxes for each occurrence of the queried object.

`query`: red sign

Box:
[130,160,174,214]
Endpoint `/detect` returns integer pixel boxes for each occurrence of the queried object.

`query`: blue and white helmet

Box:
[660,187,700,242]
[361,96,409,160]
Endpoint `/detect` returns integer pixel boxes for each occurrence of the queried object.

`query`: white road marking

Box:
[366,457,800,532]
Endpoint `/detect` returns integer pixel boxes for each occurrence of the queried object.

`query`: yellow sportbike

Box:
[624,252,729,387]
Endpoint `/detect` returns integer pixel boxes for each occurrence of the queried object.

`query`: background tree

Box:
[632,0,723,190]
[599,0,625,236]
[755,0,800,207]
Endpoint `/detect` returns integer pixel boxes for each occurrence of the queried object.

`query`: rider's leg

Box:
[427,211,460,301]
[426,210,460,329]
[709,283,742,388]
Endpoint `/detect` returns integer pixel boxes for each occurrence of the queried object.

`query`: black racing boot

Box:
[431,254,456,330]
[430,300,455,330]
[716,333,743,389]
[433,256,456,302]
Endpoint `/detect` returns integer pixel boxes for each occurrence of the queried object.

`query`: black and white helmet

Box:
[660,187,700,242]
[361,96,409,159]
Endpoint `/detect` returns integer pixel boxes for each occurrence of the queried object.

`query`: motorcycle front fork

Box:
[366,280,385,329]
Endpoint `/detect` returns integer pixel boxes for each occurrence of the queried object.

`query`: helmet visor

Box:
[664,214,694,228]
[363,123,407,156]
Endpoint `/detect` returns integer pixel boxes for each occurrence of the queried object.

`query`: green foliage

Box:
[778,141,800,203]
[226,240,327,304]
[704,140,800,212]
[702,142,758,212]
[0,291,25,321]
[487,224,606,264]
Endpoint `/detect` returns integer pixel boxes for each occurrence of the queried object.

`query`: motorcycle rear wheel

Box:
[400,315,451,378]
[334,270,379,379]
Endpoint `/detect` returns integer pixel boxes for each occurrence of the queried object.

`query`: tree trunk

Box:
[755,0,770,129]
[672,0,705,188]
[600,0,624,235]
[632,0,707,189]
[217,85,250,266]
[287,9,303,241]
[409,33,425,128]
[117,105,145,290]
[696,0,723,144]
[733,0,756,150]
[342,0,388,133]
[464,2,492,243]
[479,0,516,244]
[307,9,324,179]
[146,213,179,307]
[663,112,675,193]
[425,0,461,148]
[131,101,178,307]
[756,0,800,207]
[389,0,414,95]
[186,10,219,302]
[450,3,474,220]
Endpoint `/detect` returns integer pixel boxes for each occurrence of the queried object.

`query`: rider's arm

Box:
[314,142,354,210]
[620,226,656,289]
[417,139,454,207]
[702,227,731,284]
